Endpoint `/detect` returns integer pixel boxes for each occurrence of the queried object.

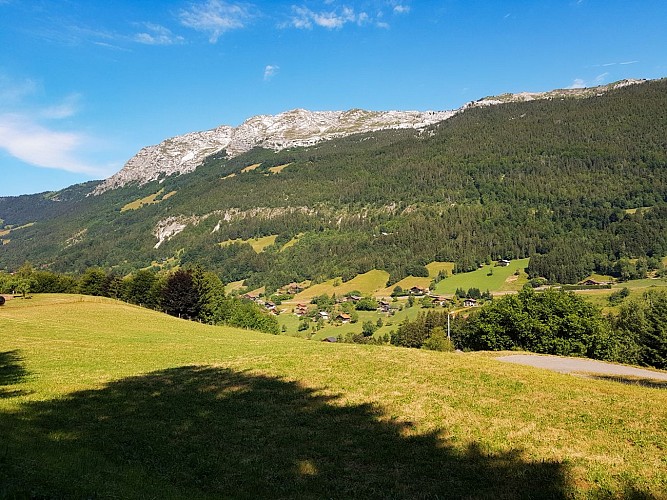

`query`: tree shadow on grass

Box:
[1,366,570,499]
[0,350,29,399]
[586,374,667,389]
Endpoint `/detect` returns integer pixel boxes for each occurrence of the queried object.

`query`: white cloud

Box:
[287,5,369,30]
[264,64,279,81]
[179,0,253,42]
[0,78,110,176]
[393,5,410,14]
[0,74,38,104]
[0,113,105,176]
[619,60,639,65]
[595,72,609,84]
[133,23,185,45]
[40,93,81,120]
[566,78,586,89]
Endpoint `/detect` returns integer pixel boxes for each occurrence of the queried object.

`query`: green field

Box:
[1,294,666,498]
[120,188,176,212]
[219,235,278,253]
[433,259,531,295]
[292,270,390,302]
[572,277,667,313]
[277,301,421,341]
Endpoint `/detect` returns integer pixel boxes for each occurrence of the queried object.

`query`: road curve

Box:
[497,354,667,381]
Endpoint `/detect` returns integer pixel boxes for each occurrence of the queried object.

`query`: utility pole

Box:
[447,311,451,340]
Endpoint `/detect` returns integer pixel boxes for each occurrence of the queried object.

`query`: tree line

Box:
[390,287,667,370]
[0,264,279,334]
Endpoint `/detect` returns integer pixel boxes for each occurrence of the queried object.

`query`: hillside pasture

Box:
[1,294,666,498]
[425,261,456,278]
[241,163,261,173]
[292,270,389,302]
[120,189,176,212]
[268,163,292,174]
[218,235,278,253]
[434,258,530,295]
[224,279,246,294]
[280,232,303,251]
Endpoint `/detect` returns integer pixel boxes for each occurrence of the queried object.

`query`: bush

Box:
[422,327,454,352]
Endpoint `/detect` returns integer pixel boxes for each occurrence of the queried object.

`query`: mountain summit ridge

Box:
[93,108,456,194]
[93,79,647,195]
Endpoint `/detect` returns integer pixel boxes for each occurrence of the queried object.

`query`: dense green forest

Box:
[1,80,666,287]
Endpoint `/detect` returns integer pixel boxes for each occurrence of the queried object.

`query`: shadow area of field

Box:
[587,374,667,389]
[0,366,571,499]
[0,350,29,399]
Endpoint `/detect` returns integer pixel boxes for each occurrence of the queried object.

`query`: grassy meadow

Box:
[219,235,278,253]
[1,294,666,498]
[433,258,531,295]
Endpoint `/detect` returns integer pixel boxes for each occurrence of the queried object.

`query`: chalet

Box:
[431,296,451,307]
[463,298,478,307]
[243,292,260,301]
[410,286,428,295]
[336,313,351,323]
[497,259,511,267]
[379,300,391,313]
[318,311,330,321]
[322,336,338,343]
[286,282,304,294]
[581,279,611,286]
[265,301,276,311]
[347,294,362,302]
[295,304,308,316]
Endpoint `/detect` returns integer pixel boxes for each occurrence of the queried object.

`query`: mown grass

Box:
[218,235,278,253]
[434,259,531,295]
[268,163,292,174]
[120,189,177,212]
[241,163,261,173]
[574,280,667,314]
[1,294,666,498]
[280,232,304,251]
[292,270,390,302]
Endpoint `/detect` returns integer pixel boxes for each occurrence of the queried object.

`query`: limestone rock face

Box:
[92,108,455,194]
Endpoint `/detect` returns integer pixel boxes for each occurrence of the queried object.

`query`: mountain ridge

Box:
[93,79,648,194]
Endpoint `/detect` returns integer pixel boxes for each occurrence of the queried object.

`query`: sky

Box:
[0,0,666,197]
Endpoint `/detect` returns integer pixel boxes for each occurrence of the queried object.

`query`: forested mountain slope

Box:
[1,79,666,287]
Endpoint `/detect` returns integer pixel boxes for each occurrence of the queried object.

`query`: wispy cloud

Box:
[263,64,279,81]
[40,93,81,120]
[0,74,38,103]
[595,72,609,84]
[287,5,362,29]
[133,23,185,45]
[284,1,410,30]
[179,0,254,42]
[566,78,586,89]
[0,77,110,176]
[0,114,104,175]
[595,60,639,68]
[565,72,610,89]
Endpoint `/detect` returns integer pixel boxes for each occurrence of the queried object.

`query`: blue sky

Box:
[1,0,665,197]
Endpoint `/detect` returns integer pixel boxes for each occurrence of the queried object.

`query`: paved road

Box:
[497,354,667,381]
